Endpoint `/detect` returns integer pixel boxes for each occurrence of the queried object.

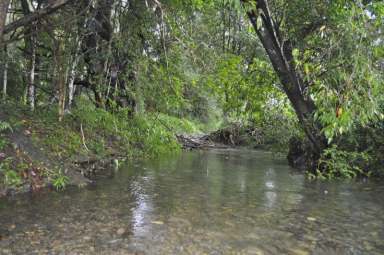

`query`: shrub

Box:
[315,145,372,179]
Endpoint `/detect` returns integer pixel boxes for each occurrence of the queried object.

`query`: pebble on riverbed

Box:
[117,228,126,235]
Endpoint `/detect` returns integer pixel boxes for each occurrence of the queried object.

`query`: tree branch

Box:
[3,0,73,35]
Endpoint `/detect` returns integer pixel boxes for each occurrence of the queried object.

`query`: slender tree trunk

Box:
[21,0,37,111]
[227,9,231,51]
[221,0,226,52]
[2,46,7,101]
[66,36,82,110]
[27,33,36,111]
[67,65,77,110]
[0,0,10,102]
[55,40,66,121]
[241,0,327,165]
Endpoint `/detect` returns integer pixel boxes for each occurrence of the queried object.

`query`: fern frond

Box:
[0,121,12,133]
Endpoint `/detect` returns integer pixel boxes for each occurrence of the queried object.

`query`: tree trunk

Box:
[221,0,226,52]
[27,34,36,111]
[66,35,82,110]
[0,0,10,44]
[2,46,7,101]
[54,40,66,121]
[0,0,9,102]
[22,0,37,111]
[67,64,77,111]
[241,0,327,167]
[82,0,115,109]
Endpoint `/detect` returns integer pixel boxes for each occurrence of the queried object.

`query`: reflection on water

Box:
[0,149,383,254]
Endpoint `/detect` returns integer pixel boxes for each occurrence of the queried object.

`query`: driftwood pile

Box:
[177,123,262,150]
[176,134,229,150]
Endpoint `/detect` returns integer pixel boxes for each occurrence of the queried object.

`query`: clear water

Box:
[0,149,383,254]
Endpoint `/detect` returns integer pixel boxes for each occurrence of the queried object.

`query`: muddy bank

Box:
[0,124,90,196]
[0,108,123,197]
[0,124,125,196]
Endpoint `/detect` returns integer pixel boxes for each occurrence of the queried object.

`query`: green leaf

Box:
[256,16,263,30]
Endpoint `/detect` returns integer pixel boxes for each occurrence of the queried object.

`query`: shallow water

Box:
[0,149,383,255]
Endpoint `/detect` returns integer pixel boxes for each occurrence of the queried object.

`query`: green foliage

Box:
[52,170,69,191]
[155,113,201,134]
[71,98,182,157]
[207,54,278,123]
[4,170,22,187]
[2,0,383,183]
[127,114,181,156]
[10,97,185,163]
[0,158,22,188]
[280,0,384,178]
[290,0,384,144]
[0,138,8,151]
[0,121,12,133]
[0,121,12,169]
[30,109,83,158]
[0,118,23,189]
[0,123,10,151]
[315,145,372,179]
[258,101,302,152]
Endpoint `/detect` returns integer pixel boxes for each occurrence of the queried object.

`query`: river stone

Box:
[117,228,126,235]
[244,247,265,255]
[151,220,164,225]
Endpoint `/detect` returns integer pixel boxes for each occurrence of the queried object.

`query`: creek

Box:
[0,149,383,254]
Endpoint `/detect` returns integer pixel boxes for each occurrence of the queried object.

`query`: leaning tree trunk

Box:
[241,0,327,168]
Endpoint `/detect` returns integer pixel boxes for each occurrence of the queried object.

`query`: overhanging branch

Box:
[3,0,73,35]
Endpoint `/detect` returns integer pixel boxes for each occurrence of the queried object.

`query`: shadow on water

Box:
[0,149,383,254]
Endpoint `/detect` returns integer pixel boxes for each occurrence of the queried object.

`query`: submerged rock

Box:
[116,228,126,235]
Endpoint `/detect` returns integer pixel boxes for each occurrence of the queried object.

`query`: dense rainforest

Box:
[0,0,383,193]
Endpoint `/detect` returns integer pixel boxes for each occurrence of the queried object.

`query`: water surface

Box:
[0,149,383,254]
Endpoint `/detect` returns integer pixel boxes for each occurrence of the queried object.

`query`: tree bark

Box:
[241,0,327,160]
